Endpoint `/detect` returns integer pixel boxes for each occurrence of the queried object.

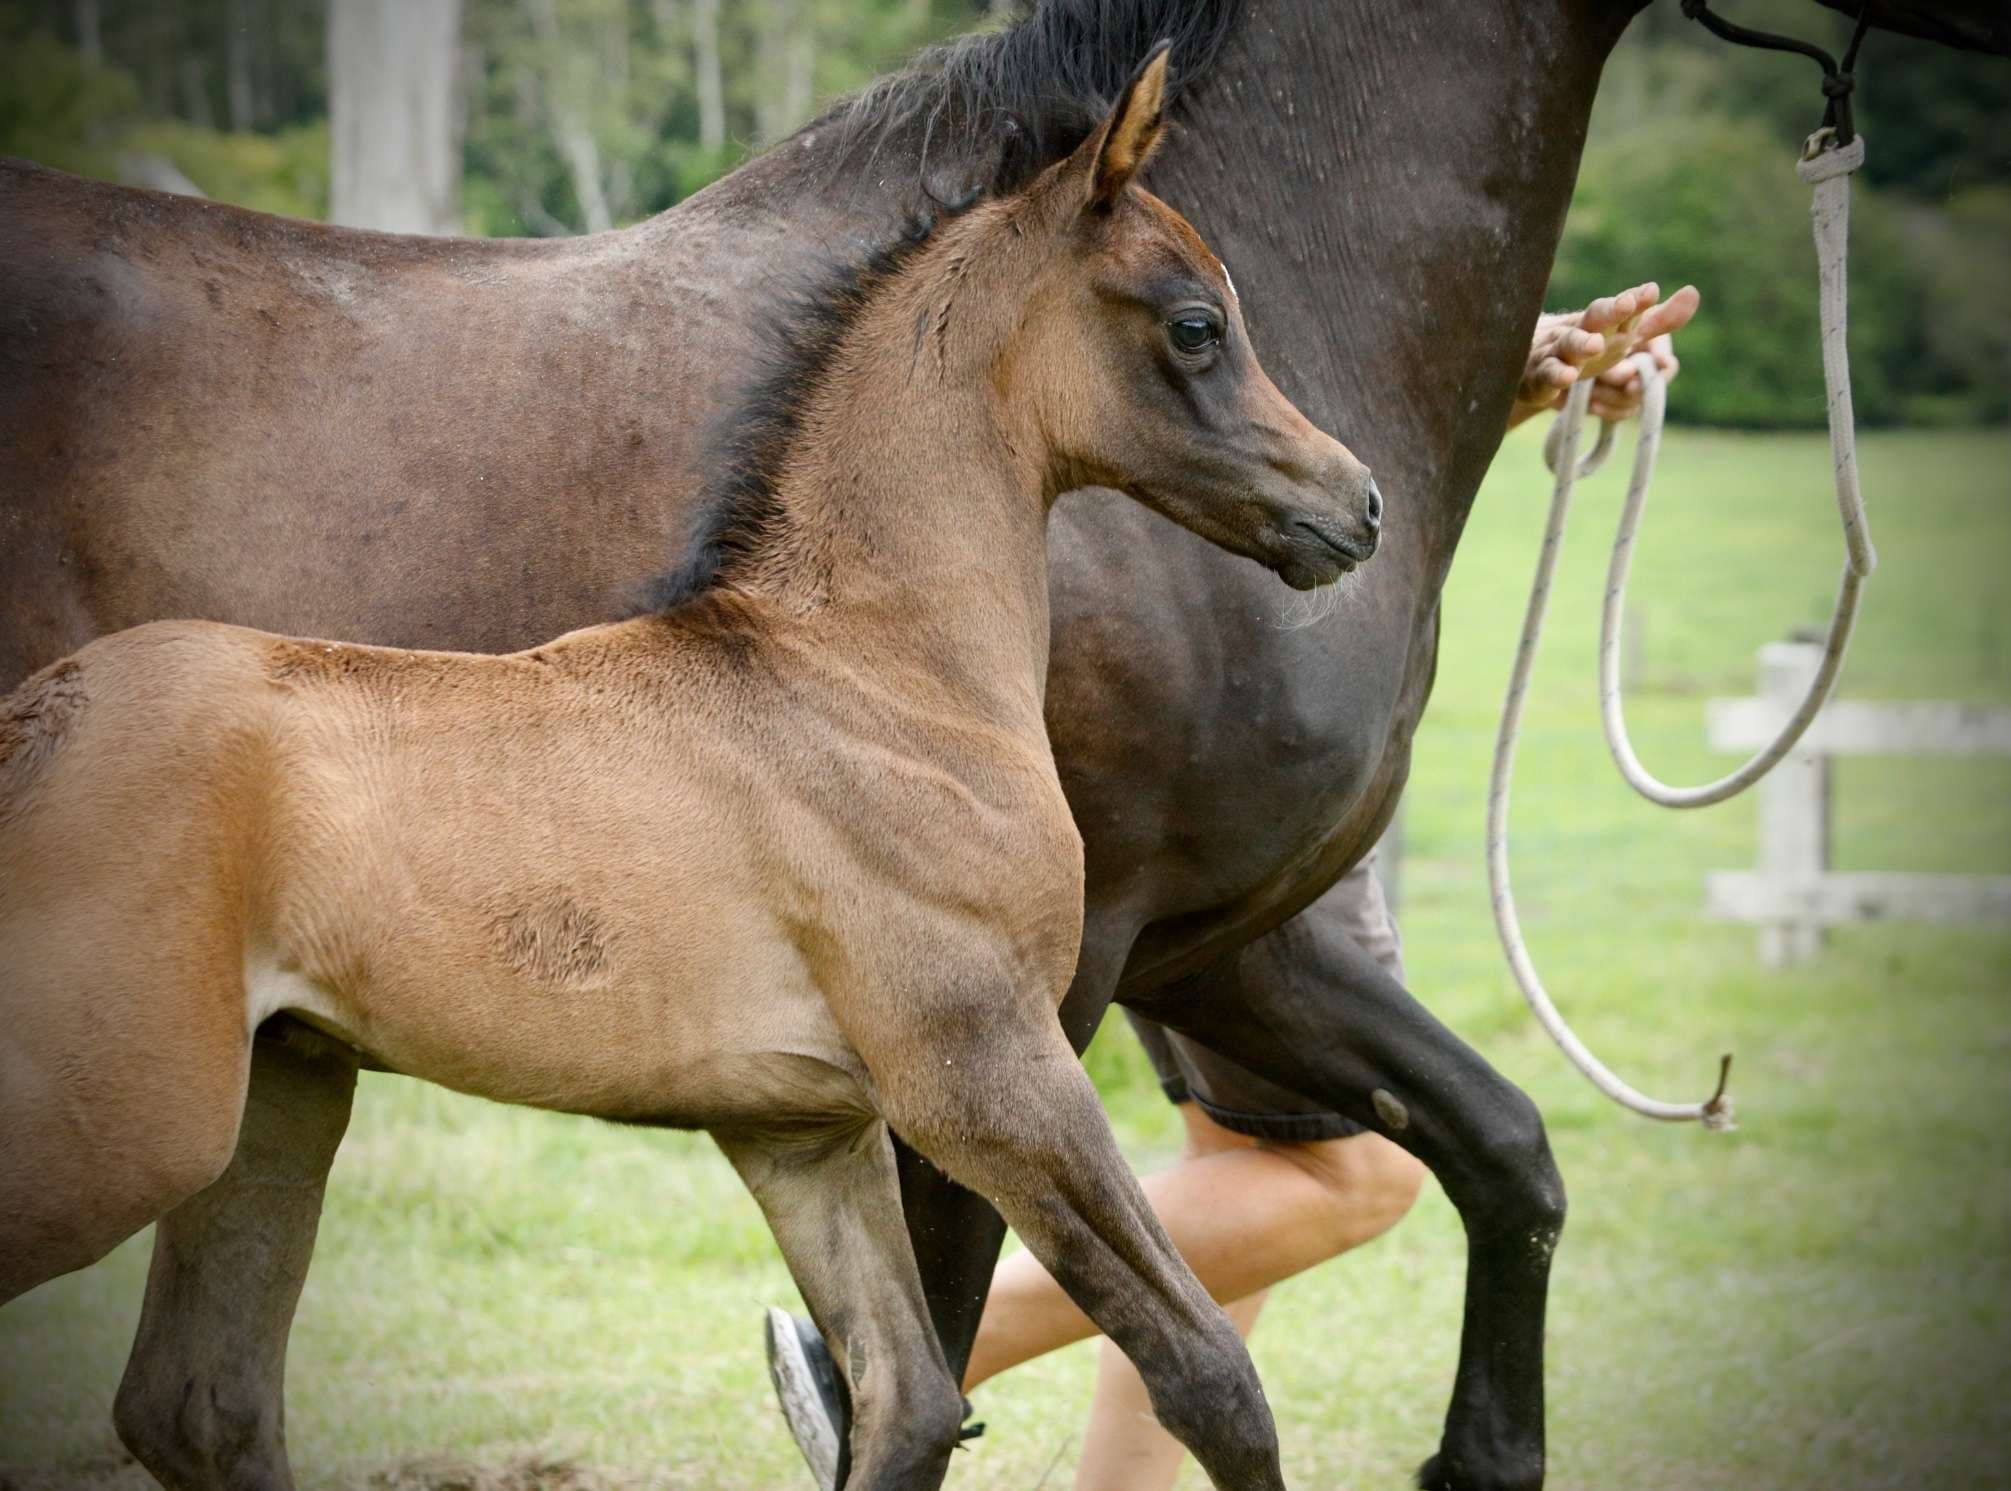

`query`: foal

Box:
[0,51,1377,1490]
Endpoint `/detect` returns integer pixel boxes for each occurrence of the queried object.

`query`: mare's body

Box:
[2,73,1377,1489]
[2,2,2002,1488]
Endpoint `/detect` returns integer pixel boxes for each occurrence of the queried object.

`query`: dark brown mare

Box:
[0,3,2002,1489]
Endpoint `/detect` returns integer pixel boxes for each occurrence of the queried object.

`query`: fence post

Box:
[1755,639,1830,966]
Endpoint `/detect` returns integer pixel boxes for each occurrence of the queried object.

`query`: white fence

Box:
[1704,638,2011,965]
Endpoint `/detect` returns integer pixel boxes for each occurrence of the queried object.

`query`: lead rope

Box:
[1489,125,1875,1129]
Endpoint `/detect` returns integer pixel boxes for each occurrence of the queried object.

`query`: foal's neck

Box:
[748,235,1057,722]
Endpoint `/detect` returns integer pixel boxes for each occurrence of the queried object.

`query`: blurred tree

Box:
[1555,0,2008,428]
[1619,0,2009,200]
[457,0,981,235]
[1,0,2000,425]
[328,0,463,231]
[1555,117,1926,427]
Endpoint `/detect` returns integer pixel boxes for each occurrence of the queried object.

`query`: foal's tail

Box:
[0,654,90,831]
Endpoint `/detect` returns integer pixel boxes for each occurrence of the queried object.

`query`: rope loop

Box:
[1596,352,1864,809]
[1489,131,1875,1127]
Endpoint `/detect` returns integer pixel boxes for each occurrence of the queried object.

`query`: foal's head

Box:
[983,44,1382,589]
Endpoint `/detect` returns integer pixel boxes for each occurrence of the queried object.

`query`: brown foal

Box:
[0,52,1377,1491]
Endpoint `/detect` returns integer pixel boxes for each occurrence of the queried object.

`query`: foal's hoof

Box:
[764,1307,844,1491]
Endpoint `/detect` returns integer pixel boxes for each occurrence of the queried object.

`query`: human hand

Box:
[1508,282,1700,430]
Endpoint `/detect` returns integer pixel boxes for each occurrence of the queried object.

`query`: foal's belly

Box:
[249,903,876,1131]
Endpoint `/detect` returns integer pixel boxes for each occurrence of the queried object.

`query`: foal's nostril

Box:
[1364,479,1384,531]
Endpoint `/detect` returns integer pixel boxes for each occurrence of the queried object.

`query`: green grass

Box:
[4,428,2009,1489]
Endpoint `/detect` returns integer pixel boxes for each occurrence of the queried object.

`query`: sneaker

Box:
[762,1307,987,1489]
[764,1306,845,1490]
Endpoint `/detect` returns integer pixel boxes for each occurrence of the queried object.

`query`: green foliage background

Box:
[0,0,2005,413]
[1549,2,2010,426]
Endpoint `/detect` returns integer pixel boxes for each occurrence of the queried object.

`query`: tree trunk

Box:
[226,0,257,131]
[692,0,725,153]
[327,0,464,234]
[784,9,815,134]
[178,55,215,128]
[73,0,102,65]
[519,0,614,234]
[756,0,810,146]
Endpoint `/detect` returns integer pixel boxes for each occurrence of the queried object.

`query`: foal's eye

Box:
[1167,314,1222,355]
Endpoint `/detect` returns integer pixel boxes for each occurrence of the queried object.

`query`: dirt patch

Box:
[0,1452,151,1491]
[0,1454,645,1491]
[360,1456,648,1491]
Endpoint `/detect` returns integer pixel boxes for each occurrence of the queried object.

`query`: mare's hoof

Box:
[1415,1450,1542,1491]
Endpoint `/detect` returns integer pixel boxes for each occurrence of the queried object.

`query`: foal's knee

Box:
[847,1349,967,1488]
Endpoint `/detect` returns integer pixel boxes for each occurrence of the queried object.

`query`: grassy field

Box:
[4,426,2008,1490]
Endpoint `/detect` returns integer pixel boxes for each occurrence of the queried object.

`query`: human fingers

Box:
[1588,383,1642,420]
[1576,294,1620,334]
[1631,284,1699,343]
[1558,327,1606,369]
[1534,356,1579,391]
[1584,282,1659,335]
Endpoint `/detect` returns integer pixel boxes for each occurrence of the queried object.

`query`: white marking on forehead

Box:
[1221,263,1238,302]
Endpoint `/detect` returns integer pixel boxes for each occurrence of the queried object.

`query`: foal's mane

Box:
[832,0,1240,197]
[637,215,946,616]
[639,0,1243,617]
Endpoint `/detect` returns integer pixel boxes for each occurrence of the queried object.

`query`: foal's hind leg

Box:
[863,1006,1286,1491]
[718,1121,966,1491]
[113,1019,358,1491]
[0,946,252,1304]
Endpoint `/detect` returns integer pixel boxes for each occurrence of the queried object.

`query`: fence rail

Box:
[1704,639,2011,965]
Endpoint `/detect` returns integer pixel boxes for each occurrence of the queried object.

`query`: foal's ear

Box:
[1078,41,1172,213]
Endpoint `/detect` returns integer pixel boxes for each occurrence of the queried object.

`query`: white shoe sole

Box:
[765,1305,840,1491]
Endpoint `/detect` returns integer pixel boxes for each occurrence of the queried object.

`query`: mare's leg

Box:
[1130,912,1565,1491]
[863,999,1285,1491]
[719,1122,966,1491]
[113,1018,359,1491]
[887,1138,1006,1385]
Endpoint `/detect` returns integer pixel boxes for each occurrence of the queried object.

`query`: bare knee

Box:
[870,1372,966,1477]
[1266,1131,1427,1253]
[1176,1101,1261,1160]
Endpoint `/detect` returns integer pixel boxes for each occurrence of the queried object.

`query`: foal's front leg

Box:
[717,1121,967,1491]
[862,1000,1287,1491]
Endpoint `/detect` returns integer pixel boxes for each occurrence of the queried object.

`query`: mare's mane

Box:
[832,0,1240,197]
[640,0,1243,616]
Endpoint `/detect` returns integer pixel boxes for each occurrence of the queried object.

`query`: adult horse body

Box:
[2,2,2002,1489]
